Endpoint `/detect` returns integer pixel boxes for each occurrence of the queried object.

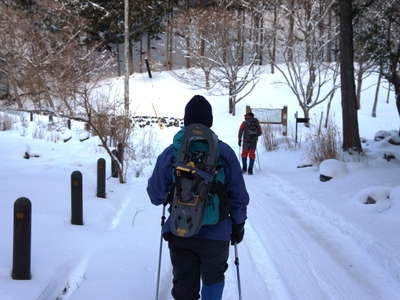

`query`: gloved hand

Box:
[163,232,172,242]
[238,140,242,147]
[231,223,245,245]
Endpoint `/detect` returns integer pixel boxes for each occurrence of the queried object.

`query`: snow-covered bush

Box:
[0,113,13,131]
[125,128,158,178]
[32,122,48,140]
[307,119,341,164]
[261,124,295,151]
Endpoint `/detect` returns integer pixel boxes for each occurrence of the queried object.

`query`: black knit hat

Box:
[184,95,213,128]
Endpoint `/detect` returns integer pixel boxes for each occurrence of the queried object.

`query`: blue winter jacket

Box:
[147,133,249,241]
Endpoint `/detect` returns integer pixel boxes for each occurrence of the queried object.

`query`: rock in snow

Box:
[355,186,392,213]
[319,159,348,181]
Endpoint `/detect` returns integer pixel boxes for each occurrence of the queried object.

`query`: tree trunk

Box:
[185,36,191,68]
[325,93,335,128]
[147,32,152,61]
[372,64,383,117]
[205,70,210,90]
[165,1,173,70]
[128,40,134,75]
[386,81,391,103]
[116,43,121,76]
[339,0,362,152]
[237,9,244,65]
[390,44,400,117]
[301,106,310,128]
[327,3,333,62]
[139,38,143,73]
[12,84,23,109]
[394,73,400,118]
[287,0,295,63]
[271,3,278,73]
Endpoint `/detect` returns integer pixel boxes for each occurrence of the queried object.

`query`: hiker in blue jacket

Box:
[147,95,249,300]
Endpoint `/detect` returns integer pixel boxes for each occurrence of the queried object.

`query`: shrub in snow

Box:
[0,113,13,131]
[319,159,348,181]
[261,124,279,151]
[390,186,400,202]
[125,128,158,177]
[374,130,390,141]
[32,122,47,140]
[355,186,391,213]
[307,119,341,164]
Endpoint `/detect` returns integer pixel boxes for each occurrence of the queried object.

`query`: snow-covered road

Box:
[63,171,399,300]
[242,172,399,300]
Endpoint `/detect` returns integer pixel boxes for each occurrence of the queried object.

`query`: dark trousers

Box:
[168,236,229,300]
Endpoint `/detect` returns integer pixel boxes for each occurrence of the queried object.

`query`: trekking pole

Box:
[256,149,261,170]
[234,243,243,300]
[155,203,167,300]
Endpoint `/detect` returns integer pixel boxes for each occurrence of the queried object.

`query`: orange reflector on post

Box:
[16,213,24,219]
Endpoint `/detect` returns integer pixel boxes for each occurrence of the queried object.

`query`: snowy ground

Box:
[1,67,400,300]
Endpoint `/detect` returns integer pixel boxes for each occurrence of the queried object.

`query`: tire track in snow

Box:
[243,172,400,300]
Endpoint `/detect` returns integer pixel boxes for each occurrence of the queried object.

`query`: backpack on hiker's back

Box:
[244,118,261,141]
[170,123,230,238]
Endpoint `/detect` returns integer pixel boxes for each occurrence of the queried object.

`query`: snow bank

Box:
[390,186,400,202]
[354,186,392,212]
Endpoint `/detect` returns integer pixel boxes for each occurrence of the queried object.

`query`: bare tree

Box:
[174,4,260,115]
[274,0,339,125]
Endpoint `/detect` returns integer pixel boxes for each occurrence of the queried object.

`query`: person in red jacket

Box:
[238,112,262,174]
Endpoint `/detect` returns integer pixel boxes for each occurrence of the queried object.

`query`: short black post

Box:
[97,158,106,198]
[30,112,33,122]
[49,114,53,122]
[145,58,152,78]
[111,150,118,178]
[71,171,83,225]
[12,197,32,280]
[67,119,71,130]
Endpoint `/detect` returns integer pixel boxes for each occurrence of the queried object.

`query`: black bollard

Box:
[12,197,32,280]
[97,158,106,198]
[49,114,53,122]
[111,150,118,178]
[30,112,33,122]
[71,171,83,225]
[67,119,71,130]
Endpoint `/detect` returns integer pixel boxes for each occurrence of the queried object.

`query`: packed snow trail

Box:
[63,171,400,300]
[243,170,400,300]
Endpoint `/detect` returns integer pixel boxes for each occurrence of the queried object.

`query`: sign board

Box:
[252,108,283,123]
[246,105,288,136]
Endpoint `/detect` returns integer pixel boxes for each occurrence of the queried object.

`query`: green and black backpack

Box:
[170,123,230,238]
